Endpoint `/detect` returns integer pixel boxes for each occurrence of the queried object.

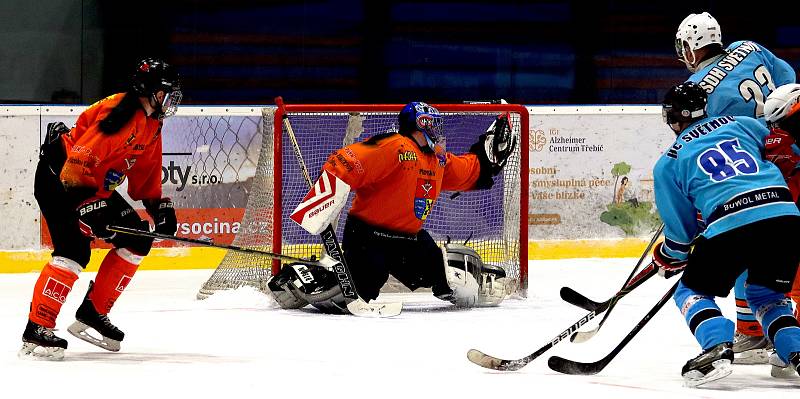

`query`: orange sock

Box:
[90,248,141,314]
[29,258,81,328]
[735,298,764,336]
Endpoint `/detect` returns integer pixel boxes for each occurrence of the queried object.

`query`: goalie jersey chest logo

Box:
[414,178,437,220]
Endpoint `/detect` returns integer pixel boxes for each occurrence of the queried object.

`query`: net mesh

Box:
[198,105,525,299]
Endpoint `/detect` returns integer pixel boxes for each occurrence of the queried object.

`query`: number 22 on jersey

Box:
[698,139,759,182]
[739,65,777,118]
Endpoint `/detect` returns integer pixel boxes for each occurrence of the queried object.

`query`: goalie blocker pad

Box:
[290,170,351,235]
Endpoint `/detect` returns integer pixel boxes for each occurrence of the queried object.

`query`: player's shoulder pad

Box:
[363,131,400,146]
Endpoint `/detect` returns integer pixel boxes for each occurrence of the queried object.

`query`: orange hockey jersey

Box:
[322,133,482,234]
[60,93,163,201]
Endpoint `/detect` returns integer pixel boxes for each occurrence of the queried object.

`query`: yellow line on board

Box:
[0,248,225,273]
[0,239,656,273]
[528,238,655,260]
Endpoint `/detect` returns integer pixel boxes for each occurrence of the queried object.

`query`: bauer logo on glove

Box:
[290,170,351,235]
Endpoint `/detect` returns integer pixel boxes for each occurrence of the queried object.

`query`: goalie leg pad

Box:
[440,243,512,308]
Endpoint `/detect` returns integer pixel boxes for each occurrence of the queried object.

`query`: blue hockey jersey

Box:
[653,115,799,260]
[686,41,796,121]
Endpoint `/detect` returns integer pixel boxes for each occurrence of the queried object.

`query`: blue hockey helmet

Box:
[398,102,444,147]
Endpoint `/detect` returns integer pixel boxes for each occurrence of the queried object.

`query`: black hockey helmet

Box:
[132,57,182,119]
[662,82,707,130]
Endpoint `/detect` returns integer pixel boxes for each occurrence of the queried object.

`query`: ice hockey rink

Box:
[1,258,796,399]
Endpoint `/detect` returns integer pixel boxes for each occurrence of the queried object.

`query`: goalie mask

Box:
[398,102,444,152]
[132,58,182,120]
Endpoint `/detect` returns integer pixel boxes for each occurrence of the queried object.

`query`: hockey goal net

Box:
[197,103,529,299]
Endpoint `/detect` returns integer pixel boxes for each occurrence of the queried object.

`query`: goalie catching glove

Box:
[475,112,517,173]
[650,242,687,278]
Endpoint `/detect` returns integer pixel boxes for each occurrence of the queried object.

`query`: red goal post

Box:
[198,102,529,299]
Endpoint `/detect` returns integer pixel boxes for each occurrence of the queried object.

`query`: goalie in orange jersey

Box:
[270,102,516,313]
[19,58,181,360]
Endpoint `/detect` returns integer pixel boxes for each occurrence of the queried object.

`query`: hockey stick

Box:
[568,223,664,343]
[547,279,680,375]
[108,225,327,266]
[466,264,659,371]
[561,262,660,312]
[276,96,402,318]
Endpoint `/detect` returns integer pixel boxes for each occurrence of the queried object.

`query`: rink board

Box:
[0,105,670,272]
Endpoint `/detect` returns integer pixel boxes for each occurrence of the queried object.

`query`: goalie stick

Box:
[466,264,659,371]
[547,279,680,375]
[568,224,664,343]
[276,96,402,318]
[108,225,328,267]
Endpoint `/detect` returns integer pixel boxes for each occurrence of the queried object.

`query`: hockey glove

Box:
[144,198,177,236]
[77,197,115,240]
[45,121,70,144]
[651,242,687,278]
[481,112,517,174]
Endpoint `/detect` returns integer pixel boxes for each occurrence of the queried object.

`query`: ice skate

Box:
[732,331,771,364]
[67,282,124,352]
[769,351,800,379]
[682,342,734,387]
[19,319,67,360]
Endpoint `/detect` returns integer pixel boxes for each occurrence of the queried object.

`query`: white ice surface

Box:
[1,259,797,398]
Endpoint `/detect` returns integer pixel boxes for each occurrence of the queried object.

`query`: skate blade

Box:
[18,342,65,361]
[67,321,121,352]
[770,364,798,379]
[732,348,769,364]
[683,359,733,388]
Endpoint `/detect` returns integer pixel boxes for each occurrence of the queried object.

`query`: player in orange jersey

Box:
[270,102,516,312]
[19,58,182,360]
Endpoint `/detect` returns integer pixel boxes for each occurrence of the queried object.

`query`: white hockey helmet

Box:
[764,84,800,126]
[675,12,722,70]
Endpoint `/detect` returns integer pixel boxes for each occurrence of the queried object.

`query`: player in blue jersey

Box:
[650,82,800,387]
[676,12,797,361]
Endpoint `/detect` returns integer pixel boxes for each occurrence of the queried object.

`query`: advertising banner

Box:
[39,106,262,248]
[527,107,675,242]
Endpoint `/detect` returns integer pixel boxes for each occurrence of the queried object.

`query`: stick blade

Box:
[548,355,604,375]
[569,327,599,343]
[466,349,524,371]
[559,287,603,311]
[346,299,402,318]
